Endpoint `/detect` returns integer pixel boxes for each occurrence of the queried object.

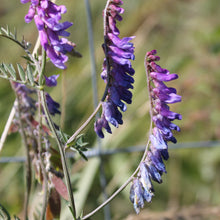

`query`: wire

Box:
[0,140,220,164]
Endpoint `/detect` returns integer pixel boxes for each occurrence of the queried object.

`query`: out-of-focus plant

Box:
[0,0,182,219]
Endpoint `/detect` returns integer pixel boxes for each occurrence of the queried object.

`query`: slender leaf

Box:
[52,175,69,201]
[1,27,8,35]
[27,64,34,86]
[4,63,16,79]
[17,63,26,82]
[0,203,11,220]
[0,64,9,77]
[21,55,34,63]
[14,28,17,40]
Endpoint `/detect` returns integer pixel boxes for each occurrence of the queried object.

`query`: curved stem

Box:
[101,0,112,102]
[66,102,102,146]
[40,90,76,219]
[144,53,154,119]
[82,124,152,220]
[0,34,26,50]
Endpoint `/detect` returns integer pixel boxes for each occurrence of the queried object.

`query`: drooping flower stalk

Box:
[21,0,75,69]
[130,50,182,214]
[94,0,135,138]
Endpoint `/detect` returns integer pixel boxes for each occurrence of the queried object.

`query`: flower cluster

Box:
[94,0,135,138]
[21,0,75,69]
[130,50,181,213]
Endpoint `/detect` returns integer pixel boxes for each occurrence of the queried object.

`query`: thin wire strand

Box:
[1,141,220,164]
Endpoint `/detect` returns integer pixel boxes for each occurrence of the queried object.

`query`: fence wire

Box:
[1,140,220,164]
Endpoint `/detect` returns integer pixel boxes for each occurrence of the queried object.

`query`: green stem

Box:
[37,91,49,220]
[0,34,26,50]
[82,128,152,220]
[39,49,46,86]
[66,102,102,146]
[101,0,112,102]
[40,90,76,219]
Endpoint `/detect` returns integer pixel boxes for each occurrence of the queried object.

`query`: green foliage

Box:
[0,62,37,88]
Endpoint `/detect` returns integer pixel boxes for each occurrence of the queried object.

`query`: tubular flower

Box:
[21,0,75,69]
[44,75,61,116]
[130,50,181,213]
[94,0,135,138]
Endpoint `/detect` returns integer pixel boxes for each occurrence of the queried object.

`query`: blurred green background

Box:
[0,0,220,219]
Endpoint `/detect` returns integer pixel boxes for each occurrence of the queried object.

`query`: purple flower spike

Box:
[129,50,181,213]
[94,0,135,138]
[21,0,75,69]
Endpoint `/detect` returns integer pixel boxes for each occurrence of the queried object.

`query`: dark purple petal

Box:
[145,161,162,184]
[156,92,181,104]
[109,46,135,60]
[25,6,36,23]
[45,75,59,87]
[45,93,60,116]
[94,117,112,139]
[147,150,166,174]
[109,86,127,112]
[150,72,178,82]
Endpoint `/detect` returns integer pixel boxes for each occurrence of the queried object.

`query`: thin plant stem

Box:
[39,50,46,86]
[40,90,77,219]
[101,0,112,102]
[0,105,16,153]
[61,70,67,129]
[84,0,99,109]
[37,91,49,220]
[144,53,154,119]
[66,102,102,146]
[84,0,111,219]
[82,126,152,220]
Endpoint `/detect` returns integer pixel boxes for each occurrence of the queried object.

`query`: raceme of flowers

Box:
[94,0,135,138]
[21,0,75,69]
[129,50,182,214]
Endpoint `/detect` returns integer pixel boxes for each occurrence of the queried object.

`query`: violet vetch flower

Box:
[45,93,60,116]
[129,178,145,214]
[21,0,75,69]
[94,0,135,138]
[130,50,181,213]
[45,74,59,87]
